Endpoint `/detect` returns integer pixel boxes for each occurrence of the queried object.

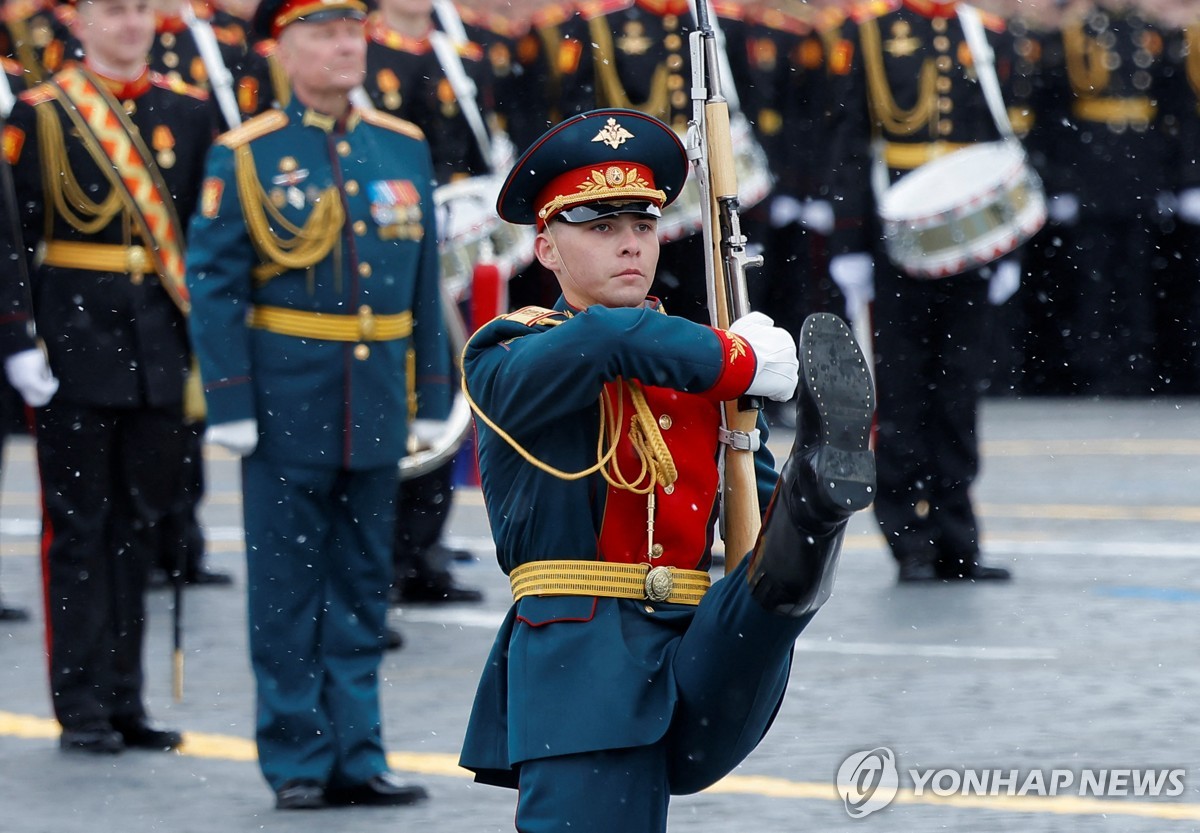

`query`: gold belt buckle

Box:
[127,246,147,285]
[645,566,673,602]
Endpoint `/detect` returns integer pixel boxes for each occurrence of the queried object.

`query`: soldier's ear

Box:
[533,229,560,272]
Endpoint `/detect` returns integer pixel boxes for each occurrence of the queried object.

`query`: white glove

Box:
[1177,187,1200,225]
[988,259,1021,306]
[769,194,804,229]
[729,311,799,402]
[799,199,835,236]
[829,252,875,318]
[205,418,258,456]
[1048,193,1080,225]
[4,348,59,407]
[409,418,447,448]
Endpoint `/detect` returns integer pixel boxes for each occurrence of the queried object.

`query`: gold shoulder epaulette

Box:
[850,0,898,24]
[359,108,425,141]
[17,81,56,107]
[214,25,246,47]
[218,108,289,148]
[979,10,1006,34]
[711,0,744,22]
[577,0,633,23]
[502,306,567,327]
[150,71,210,100]
[531,2,574,30]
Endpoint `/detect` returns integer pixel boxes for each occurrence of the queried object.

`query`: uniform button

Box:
[664,34,682,51]
[354,343,370,361]
[663,14,677,28]
[353,220,368,236]
[932,17,948,33]
[643,604,656,614]
[164,51,179,68]
[668,72,684,90]
[666,53,684,71]
[658,414,672,429]
[936,56,952,71]
[358,262,372,278]
[939,120,953,136]
[337,140,351,157]
[938,97,953,113]
[161,32,175,48]
[937,76,952,93]
[650,543,664,558]
[671,90,688,109]
[934,35,950,52]
[344,180,360,196]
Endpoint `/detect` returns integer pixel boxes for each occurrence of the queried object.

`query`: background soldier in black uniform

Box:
[557,0,764,324]
[827,0,1018,583]
[1046,0,1174,396]
[0,0,73,87]
[0,0,216,754]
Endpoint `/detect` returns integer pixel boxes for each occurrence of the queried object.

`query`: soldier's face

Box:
[536,214,660,310]
[73,0,156,72]
[277,18,367,99]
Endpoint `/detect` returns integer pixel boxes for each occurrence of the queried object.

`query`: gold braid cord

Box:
[37,103,123,238]
[461,360,677,493]
[588,16,670,120]
[234,144,344,274]
[1063,21,1109,97]
[860,17,938,138]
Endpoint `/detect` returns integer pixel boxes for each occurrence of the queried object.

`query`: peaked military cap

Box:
[497,108,689,228]
[252,0,368,40]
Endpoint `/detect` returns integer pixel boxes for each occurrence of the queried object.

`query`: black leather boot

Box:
[747,313,876,617]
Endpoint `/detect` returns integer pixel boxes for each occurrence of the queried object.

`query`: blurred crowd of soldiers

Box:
[8,0,1200,400]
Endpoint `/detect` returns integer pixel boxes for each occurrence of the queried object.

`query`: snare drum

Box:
[435,176,535,298]
[877,141,1046,279]
[658,114,774,243]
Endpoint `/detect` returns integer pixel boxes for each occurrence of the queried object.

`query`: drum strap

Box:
[956,5,1014,142]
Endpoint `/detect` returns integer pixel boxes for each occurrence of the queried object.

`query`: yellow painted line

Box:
[1,711,1196,820]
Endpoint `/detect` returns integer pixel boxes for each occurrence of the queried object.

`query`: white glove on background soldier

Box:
[1048,193,1080,225]
[409,418,448,448]
[205,418,259,456]
[729,311,799,402]
[769,195,804,229]
[829,252,875,318]
[1177,187,1200,226]
[799,199,835,236]
[988,259,1022,306]
[4,348,59,407]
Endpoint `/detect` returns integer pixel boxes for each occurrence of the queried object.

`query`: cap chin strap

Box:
[544,225,586,309]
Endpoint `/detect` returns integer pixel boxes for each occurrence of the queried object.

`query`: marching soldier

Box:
[457,107,876,831]
[826,0,1020,583]
[185,0,450,808]
[149,0,246,124]
[0,0,216,753]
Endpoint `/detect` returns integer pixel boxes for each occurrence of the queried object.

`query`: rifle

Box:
[688,0,763,575]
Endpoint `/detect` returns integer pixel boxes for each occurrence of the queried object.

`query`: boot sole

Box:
[799,313,876,512]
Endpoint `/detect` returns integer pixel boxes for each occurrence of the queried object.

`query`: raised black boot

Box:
[747,313,876,617]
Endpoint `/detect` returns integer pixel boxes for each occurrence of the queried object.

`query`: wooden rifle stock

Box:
[691,3,763,575]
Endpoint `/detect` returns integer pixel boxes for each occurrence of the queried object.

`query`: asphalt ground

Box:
[1,397,1199,832]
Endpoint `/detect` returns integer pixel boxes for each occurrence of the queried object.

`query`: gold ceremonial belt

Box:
[882,141,973,171]
[247,305,413,342]
[1072,97,1156,125]
[41,241,155,276]
[510,560,712,606]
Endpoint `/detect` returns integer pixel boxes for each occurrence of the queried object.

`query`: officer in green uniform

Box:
[458,107,877,831]
[184,0,451,810]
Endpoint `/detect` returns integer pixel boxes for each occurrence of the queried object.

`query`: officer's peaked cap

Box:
[253,0,367,41]
[496,109,688,228]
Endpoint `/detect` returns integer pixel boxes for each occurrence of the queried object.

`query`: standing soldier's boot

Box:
[748,313,876,617]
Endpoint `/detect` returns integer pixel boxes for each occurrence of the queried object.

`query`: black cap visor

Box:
[555,201,663,224]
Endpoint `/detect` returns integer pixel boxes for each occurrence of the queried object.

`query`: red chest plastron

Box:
[596,382,721,569]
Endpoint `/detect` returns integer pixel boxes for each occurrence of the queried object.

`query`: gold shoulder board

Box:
[217,108,289,148]
[503,306,566,327]
[359,108,426,141]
